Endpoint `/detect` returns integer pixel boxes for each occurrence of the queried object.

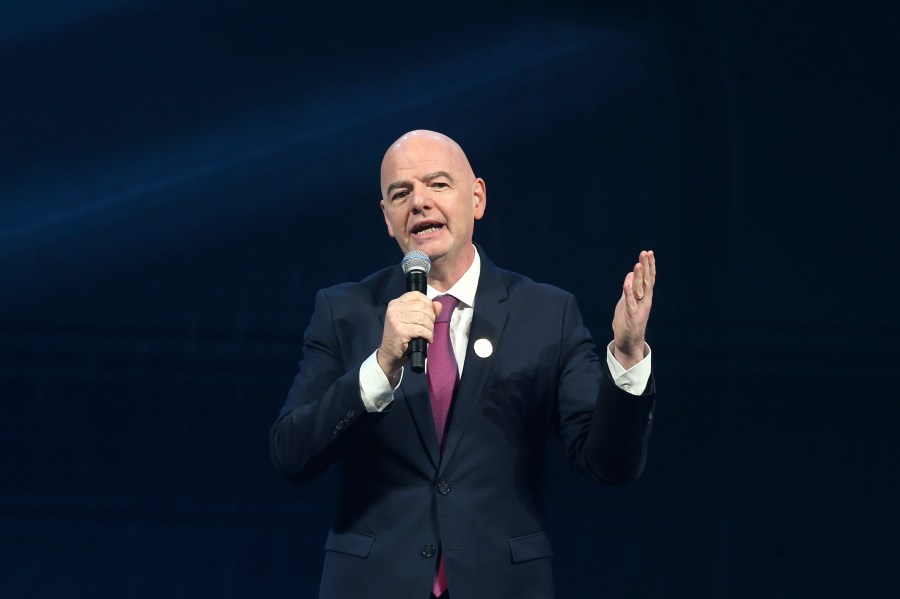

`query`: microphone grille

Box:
[401,250,431,274]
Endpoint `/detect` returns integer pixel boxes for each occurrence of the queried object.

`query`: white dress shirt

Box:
[359,248,652,412]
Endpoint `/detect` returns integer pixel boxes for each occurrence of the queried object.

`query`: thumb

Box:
[432,300,443,319]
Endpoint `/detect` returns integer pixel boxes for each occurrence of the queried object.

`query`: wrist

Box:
[376,349,402,385]
[613,342,646,369]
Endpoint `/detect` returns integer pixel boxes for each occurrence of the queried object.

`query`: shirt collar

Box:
[426,245,480,308]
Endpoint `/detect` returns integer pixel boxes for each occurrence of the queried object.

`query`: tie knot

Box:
[434,294,458,324]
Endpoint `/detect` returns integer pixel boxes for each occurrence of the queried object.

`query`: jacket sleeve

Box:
[269,288,386,484]
[554,293,655,484]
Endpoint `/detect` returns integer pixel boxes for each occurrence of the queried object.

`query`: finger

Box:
[393,319,435,343]
[639,251,651,297]
[385,305,436,336]
[432,300,443,320]
[406,324,435,344]
[399,291,437,309]
[393,295,437,319]
[399,308,437,329]
[622,271,638,308]
[633,262,645,301]
[639,250,656,298]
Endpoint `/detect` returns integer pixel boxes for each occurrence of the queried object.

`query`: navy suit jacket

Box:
[270,248,655,599]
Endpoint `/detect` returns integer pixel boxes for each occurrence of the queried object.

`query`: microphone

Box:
[401,250,431,374]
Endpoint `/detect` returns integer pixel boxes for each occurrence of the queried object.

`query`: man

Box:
[270,130,656,599]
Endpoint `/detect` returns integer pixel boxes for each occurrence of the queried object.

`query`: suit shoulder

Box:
[318,265,397,306]
[497,267,575,302]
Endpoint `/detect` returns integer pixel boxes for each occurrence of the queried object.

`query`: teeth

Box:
[414,225,441,235]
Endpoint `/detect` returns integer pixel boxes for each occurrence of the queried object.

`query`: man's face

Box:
[380,133,486,271]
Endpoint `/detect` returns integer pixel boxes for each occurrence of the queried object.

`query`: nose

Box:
[410,184,431,213]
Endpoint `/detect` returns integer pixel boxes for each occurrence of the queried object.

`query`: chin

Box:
[412,239,449,257]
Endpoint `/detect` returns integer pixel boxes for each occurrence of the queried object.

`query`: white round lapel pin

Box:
[473,338,493,358]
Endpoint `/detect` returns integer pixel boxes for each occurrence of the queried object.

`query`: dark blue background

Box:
[2,1,897,597]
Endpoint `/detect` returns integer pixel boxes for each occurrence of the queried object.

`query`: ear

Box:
[472,178,487,221]
[380,199,396,238]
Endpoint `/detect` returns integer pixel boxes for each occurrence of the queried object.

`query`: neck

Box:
[427,246,475,292]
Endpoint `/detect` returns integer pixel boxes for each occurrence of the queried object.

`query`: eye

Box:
[432,181,449,189]
[391,190,409,202]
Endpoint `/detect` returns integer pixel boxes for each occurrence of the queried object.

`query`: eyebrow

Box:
[385,180,410,195]
[423,170,454,182]
[385,171,455,196]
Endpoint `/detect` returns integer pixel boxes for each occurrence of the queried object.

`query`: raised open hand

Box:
[612,250,656,369]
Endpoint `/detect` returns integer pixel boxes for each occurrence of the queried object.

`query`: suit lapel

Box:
[399,366,440,468]
[439,253,509,471]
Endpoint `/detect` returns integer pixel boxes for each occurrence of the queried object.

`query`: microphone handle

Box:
[406,270,428,373]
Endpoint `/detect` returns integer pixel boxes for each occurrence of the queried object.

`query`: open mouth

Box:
[411,222,445,236]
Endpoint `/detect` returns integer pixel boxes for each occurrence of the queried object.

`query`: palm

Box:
[611,251,656,367]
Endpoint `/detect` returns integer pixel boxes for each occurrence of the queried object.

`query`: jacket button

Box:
[437,480,451,495]
[346,409,357,420]
[421,544,436,558]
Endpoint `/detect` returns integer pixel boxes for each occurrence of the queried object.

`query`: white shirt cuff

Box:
[606,342,652,396]
[359,351,403,412]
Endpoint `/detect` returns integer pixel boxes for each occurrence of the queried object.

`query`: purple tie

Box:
[428,294,458,598]
[427,294,459,446]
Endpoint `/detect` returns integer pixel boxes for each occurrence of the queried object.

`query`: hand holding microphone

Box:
[402,251,431,373]
[376,251,441,378]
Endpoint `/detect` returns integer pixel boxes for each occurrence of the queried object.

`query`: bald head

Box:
[378,129,486,289]
[380,130,476,197]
